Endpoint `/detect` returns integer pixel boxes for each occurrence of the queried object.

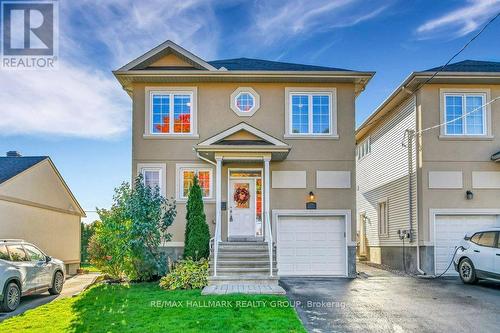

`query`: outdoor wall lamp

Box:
[306,191,317,210]
[466,190,473,200]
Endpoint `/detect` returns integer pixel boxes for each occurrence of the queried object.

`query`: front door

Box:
[229,179,256,238]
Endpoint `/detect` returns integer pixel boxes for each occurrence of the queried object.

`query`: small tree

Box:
[89,175,176,281]
[183,176,210,260]
[81,221,98,264]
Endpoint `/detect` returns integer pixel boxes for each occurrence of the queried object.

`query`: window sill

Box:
[438,135,494,141]
[284,134,339,140]
[176,198,215,204]
[143,134,200,140]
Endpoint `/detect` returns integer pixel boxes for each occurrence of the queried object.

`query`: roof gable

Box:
[0,156,47,184]
[198,123,288,147]
[0,157,85,216]
[118,40,217,71]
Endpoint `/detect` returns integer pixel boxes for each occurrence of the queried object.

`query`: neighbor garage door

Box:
[435,214,500,275]
[277,216,346,276]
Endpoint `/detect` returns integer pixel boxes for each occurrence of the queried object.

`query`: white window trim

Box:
[439,88,492,139]
[144,86,199,139]
[357,136,371,160]
[230,87,261,117]
[137,163,166,197]
[175,163,214,202]
[284,87,338,139]
[378,198,389,237]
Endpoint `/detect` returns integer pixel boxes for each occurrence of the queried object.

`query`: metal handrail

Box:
[265,211,273,276]
[213,218,221,276]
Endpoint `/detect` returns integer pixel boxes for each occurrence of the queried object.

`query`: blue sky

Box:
[1,0,499,222]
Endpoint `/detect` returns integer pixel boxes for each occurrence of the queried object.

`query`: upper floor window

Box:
[230,87,260,117]
[285,88,337,138]
[357,137,371,160]
[442,91,490,137]
[145,87,198,137]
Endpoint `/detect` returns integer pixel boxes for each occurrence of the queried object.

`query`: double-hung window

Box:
[138,163,166,196]
[285,88,337,138]
[146,87,198,137]
[443,92,487,136]
[177,165,213,200]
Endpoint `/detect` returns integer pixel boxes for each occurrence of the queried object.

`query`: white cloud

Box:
[416,0,500,39]
[62,0,221,67]
[1,0,220,139]
[0,62,129,138]
[252,0,389,44]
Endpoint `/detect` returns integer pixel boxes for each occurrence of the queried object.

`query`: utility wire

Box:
[415,96,500,137]
[360,11,500,131]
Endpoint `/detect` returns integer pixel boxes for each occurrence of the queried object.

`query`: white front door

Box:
[229,179,256,237]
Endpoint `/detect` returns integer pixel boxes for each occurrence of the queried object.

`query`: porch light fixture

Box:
[466,190,473,200]
[306,191,317,210]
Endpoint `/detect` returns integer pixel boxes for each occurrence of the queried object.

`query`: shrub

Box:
[89,175,176,281]
[183,176,210,260]
[159,258,209,290]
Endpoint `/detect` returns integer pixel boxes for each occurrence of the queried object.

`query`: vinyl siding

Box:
[357,97,417,246]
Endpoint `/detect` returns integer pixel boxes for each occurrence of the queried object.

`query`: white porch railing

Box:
[265,210,273,276]
[211,216,221,276]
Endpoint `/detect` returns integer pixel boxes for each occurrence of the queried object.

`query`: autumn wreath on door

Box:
[234,184,250,208]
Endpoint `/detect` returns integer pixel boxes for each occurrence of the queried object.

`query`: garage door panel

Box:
[277,216,346,276]
[435,214,500,276]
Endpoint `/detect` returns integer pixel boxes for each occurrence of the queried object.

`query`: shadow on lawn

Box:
[69,283,135,333]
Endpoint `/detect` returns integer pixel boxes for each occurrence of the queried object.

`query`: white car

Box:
[454,228,500,284]
[0,240,65,312]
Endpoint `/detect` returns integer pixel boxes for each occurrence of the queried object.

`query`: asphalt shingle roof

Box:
[424,60,500,73]
[0,156,47,184]
[207,58,351,71]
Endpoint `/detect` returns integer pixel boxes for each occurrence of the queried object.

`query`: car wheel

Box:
[48,271,64,295]
[0,282,21,312]
[459,258,478,284]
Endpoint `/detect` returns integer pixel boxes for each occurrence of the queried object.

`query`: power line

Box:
[360,10,500,132]
[415,96,500,137]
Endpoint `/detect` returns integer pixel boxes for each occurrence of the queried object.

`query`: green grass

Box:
[0,283,305,333]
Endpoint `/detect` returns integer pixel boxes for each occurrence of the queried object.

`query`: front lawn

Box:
[0,283,305,333]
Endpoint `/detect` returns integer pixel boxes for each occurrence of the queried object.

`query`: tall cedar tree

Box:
[183,176,210,259]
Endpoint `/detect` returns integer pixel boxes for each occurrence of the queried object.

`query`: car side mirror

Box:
[45,256,52,263]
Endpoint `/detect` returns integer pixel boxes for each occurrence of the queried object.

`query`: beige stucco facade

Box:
[132,81,358,243]
[0,159,84,275]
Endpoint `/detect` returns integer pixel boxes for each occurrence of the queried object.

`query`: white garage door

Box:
[435,214,500,275]
[277,216,346,276]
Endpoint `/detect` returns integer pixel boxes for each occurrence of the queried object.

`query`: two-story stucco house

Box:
[356,60,500,276]
[113,41,374,288]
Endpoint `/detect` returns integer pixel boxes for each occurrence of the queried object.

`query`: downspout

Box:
[405,128,425,275]
[196,151,217,166]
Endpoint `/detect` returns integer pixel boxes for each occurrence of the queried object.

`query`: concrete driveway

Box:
[0,273,99,322]
[280,263,500,333]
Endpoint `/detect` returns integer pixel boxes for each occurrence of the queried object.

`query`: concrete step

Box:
[211,267,279,276]
[220,241,267,246]
[213,260,274,268]
[217,252,271,259]
[202,284,286,295]
[208,275,279,286]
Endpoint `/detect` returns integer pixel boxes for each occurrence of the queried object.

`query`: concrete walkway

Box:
[202,284,286,295]
[0,273,100,322]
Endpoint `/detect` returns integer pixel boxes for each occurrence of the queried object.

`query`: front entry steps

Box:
[202,241,285,295]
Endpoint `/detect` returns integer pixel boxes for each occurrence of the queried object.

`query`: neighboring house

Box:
[113,40,374,285]
[356,60,500,275]
[0,151,85,275]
